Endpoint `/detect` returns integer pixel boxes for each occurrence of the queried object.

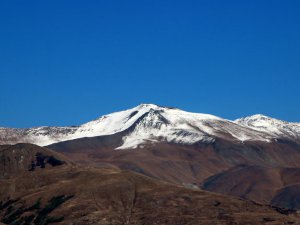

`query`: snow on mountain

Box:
[115,105,273,149]
[235,114,300,140]
[1,104,299,149]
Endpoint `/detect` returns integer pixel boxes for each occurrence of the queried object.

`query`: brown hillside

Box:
[1,144,300,224]
[48,137,300,210]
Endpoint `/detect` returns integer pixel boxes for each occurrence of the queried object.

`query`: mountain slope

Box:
[202,165,300,210]
[1,144,300,225]
[0,143,72,179]
[48,135,300,208]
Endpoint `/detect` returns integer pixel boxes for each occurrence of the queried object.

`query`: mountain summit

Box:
[235,114,300,139]
[1,104,300,148]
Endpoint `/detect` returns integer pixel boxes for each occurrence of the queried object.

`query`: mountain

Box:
[236,114,300,140]
[1,144,300,225]
[2,103,297,148]
[2,104,300,211]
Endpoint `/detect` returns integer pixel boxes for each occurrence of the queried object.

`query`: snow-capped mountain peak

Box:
[235,114,300,139]
[1,104,300,149]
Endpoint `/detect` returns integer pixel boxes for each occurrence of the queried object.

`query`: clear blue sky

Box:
[1,0,300,127]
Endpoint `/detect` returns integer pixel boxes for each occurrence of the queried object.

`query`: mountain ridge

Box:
[1,104,300,149]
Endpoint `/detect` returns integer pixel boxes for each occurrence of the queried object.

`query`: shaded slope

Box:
[271,184,300,210]
[202,165,300,210]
